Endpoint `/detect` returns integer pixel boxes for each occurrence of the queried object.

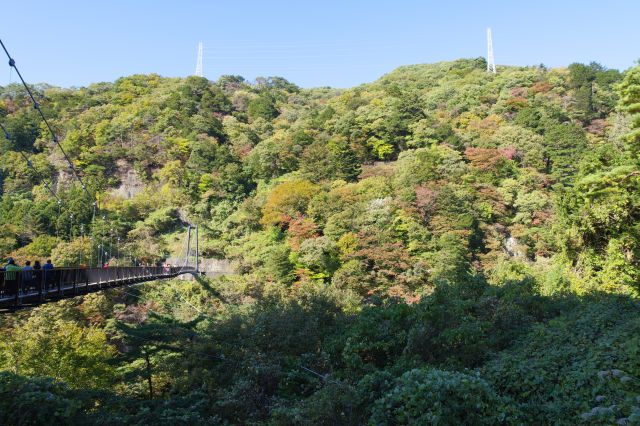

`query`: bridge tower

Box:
[195,42,204,77]
[195,224,199,273]
[487,28,496,74]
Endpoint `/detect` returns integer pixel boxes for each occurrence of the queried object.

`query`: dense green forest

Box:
[2,57,640,424]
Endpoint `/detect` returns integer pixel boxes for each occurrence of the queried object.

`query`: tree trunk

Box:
[144,351,153,399]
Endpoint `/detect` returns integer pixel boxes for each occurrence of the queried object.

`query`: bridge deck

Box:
[0,266,195,311]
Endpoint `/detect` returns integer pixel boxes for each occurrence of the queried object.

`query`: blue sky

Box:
[1,0,638,88]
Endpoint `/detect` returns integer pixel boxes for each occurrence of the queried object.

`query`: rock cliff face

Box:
[111,160,145,199]
[165,257,233,280]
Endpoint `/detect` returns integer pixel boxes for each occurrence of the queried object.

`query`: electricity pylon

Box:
[195,42,203,77]
[487,28,496,74]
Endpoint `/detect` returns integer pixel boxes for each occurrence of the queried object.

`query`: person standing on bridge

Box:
[22,260,34,292]
[4,258,21,274]
[3,258,22,296]
[33,260,42,292]
[42,259,54,292]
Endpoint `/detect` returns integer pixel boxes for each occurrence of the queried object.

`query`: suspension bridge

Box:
[0,223,200,311]
[0,39,203,311]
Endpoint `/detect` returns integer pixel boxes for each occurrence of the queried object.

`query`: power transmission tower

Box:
[195,42,203,77]
[487,28,496,74]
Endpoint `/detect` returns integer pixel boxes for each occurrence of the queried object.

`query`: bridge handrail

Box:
[0,266,196,310]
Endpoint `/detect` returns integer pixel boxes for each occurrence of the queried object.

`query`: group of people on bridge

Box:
[1,257,55,297]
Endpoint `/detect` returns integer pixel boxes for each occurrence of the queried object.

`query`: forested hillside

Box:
[2,58,640,424]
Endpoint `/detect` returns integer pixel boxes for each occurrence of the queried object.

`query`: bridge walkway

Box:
[0,266,195,311]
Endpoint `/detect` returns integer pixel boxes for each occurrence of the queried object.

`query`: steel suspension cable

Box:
[120,281,205,318]
[90,200,98,265]
[0,38,93,201]
[176,225,192,275]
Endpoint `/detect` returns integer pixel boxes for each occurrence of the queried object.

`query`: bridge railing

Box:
[0,266,194,309]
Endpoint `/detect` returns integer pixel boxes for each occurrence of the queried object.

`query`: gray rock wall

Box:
[165,257,233,280]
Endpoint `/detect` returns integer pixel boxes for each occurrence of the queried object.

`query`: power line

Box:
[0,38,93,201]
[201,40,391,48]
[203,55,380,60]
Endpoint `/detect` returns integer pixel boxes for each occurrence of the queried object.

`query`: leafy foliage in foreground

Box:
[1,282,640,425]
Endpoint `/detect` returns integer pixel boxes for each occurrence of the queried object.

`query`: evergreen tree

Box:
[618,66,640,151]
[108,310,201,399]
[544,122,588,184]
[568,63,597,121]
[328,138,361,182]
[247,93,279,121]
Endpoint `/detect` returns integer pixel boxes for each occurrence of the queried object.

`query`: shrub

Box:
[370,368,508,425]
